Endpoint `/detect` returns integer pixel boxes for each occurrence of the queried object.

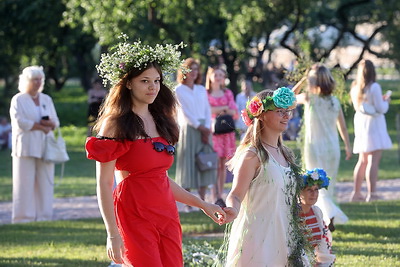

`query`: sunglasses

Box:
[152,142,175,155]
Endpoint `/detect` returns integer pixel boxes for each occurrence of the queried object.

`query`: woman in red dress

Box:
[85,37,225,267]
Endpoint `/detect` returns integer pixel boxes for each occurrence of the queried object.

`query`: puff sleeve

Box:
[85,137,131,162]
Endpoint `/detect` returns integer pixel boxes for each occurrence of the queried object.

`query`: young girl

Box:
[205,66,238,207]
[222,87,309,266]
[300,168,336,266]
[350,59,392,202]
[85,37,225,266]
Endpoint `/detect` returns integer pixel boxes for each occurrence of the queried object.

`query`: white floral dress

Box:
[303,94,348,225]
[225,147,303,266]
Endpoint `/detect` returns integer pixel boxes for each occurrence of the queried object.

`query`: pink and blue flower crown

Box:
[302,168,330,190]
[241,86,297,126]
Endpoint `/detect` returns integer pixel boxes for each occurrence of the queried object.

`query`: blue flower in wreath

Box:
[272,87,296,109]
[302,168,330,190]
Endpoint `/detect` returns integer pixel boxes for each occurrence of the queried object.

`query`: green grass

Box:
[0,201,398,266]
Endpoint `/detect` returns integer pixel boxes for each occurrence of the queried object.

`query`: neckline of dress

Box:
[261,144,290,169]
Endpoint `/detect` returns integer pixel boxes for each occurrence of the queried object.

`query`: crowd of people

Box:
[3,35,393,266]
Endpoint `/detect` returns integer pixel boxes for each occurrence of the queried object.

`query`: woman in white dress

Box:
[293,63,352,228]
[221,87,310,266]
[350,59,392,202]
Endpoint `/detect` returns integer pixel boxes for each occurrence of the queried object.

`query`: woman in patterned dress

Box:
[205,66,238,207]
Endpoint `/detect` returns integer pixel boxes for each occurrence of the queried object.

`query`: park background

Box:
[1,0,400,266]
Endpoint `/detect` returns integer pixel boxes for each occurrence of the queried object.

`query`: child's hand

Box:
[200,202,226,225]
[221,206,239,224]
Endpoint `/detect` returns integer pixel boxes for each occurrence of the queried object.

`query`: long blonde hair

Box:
[227,90,296,171]
[351,59,376,108]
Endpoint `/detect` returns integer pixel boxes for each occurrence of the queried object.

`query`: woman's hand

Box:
[197,125,211,144]
[345,145,352,160]
[200,202,226,225]
[40,119,55,129]
[106,235,125,264]
[221,206,239,224]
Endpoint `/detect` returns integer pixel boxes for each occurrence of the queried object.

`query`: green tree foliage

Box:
[0,0,98,103]
[1,0,399,111]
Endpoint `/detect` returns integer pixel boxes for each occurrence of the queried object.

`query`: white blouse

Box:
[175,83,212,129]
[9,92,60,158]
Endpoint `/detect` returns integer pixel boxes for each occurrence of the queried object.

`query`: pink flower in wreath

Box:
[241,109,253,126]
[248,96,264,117]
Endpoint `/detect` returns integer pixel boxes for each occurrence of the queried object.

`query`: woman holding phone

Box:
[9,66,60,223]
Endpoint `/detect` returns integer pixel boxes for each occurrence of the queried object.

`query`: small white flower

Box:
[311,171,319,181]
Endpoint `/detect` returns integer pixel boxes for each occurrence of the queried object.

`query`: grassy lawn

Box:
[0,201,399,266]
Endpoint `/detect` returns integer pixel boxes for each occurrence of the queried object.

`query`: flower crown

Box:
[96,33,189,88]
[302,168,330,190]
[241,87,297,126]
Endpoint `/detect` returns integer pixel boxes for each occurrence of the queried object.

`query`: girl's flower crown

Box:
[241,87,297,126]
[302,168,330,190]
[96,33,189,88]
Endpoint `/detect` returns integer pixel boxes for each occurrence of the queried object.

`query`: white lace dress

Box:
[303,94,348,225]
[225,147,303,266]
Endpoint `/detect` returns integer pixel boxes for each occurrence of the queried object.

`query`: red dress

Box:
[86,137,182,267]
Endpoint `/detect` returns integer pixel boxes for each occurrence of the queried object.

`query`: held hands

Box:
[200,202,226,225]
[221,206,239,224]
[106,235,125,264]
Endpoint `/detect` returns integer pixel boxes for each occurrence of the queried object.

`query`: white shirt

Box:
[9,92,60,158]
[175,83,211,129]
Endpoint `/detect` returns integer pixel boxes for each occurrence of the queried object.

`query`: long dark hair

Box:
[94,62,179,144]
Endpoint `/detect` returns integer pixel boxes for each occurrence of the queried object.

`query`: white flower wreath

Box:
[96,33,189,88]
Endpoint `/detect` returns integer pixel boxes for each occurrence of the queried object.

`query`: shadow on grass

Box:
[0,257,108,267]
[334,242,399,258]
[0,219,105,246]
[179,211,226,235]
[340,201,400,221]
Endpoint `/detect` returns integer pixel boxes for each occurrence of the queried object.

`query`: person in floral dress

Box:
[205,66,238,207]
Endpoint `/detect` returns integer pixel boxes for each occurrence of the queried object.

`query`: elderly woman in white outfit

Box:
[9,66,60,223]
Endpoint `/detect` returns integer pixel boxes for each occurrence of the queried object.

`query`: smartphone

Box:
[385,90,392,97]
[41,116,49,120]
